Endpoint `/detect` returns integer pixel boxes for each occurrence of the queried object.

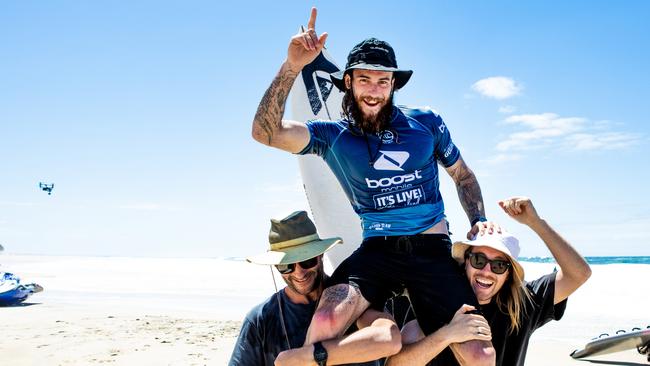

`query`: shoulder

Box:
[397,105,446,132]
[306,118,349,129]
[244,291,281,325]
[523,272,562,311]
[525,272,557,296]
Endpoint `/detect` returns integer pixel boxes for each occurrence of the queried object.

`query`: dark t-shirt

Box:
[229,289,381,366]
[487,272,567,366]
[430,273,567,366]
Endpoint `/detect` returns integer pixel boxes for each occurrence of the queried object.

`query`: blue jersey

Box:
[298,105,460,238]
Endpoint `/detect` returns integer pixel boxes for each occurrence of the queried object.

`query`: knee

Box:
[466,341,496,366]
[311,307,344,336]
[310,284,366,339]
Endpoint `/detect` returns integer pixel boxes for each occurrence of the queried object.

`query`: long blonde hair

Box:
[493,260,532,334]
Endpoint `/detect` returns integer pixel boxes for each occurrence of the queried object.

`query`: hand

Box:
[444,304,492,344]
[286,7,328,72]
[498,196,540,227]
[467,220,501,240]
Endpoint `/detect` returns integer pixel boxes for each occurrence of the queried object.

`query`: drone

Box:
[39,182,54,195]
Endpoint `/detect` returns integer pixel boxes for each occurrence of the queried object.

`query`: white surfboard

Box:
[289,48,362,273]
[570,327,650,359]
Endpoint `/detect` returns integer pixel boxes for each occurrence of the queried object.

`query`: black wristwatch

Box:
[313,341,328,366]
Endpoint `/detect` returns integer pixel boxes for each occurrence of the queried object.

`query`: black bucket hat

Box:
[330,38,413,92]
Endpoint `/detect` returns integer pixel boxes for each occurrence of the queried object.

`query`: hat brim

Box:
[331,65,413,92]
[451,238,525,279]
[246,237,342,265]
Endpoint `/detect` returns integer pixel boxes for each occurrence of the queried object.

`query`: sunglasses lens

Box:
[469,253,487,269]
[491,260,510,274]
[468,253,510,274]
[275,263,294,274]
[299,257,319,270]
[276,257,319,275]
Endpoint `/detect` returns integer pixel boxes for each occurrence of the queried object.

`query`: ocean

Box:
[519,256,650,264]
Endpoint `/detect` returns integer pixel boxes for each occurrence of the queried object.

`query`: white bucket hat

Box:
[452,231,525,278]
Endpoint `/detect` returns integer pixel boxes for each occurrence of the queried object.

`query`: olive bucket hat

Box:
[330,37,413,92]
[246,211,342,265]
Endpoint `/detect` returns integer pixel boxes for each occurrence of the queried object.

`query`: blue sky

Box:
[1,1,648,258]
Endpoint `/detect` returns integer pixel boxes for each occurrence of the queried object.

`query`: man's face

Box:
[345,69,394,123]
[281,255,323,297]
[465,246,510,305]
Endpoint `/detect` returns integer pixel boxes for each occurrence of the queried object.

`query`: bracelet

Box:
[471,216,487,227]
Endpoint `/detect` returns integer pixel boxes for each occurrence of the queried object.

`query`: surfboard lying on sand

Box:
[0,272,43,306]
[289,48,362,273]
[570,327,650,360]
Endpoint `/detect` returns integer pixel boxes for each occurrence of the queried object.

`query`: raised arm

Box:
[445,157,492,239]
[386,305,492,366]
[251,7,328,153]
[499,197,592,304]
[273,309,401,366]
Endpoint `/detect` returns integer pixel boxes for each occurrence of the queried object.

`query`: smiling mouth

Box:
[363,99,381,107]
[475,277,494,289]
[292,274,312,284]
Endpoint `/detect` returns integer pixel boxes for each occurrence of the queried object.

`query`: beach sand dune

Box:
[1,255,648,365]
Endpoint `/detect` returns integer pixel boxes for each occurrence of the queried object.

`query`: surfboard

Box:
[570,327,650,359]
[0,272,43,306]
[289,48,362,274]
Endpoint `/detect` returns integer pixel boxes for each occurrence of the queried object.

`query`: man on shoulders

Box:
[251,7,495,365]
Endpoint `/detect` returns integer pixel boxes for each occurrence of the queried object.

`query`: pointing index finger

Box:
[307,7,317,30]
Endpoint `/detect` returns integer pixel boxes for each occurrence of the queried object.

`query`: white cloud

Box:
[498,105,516,114]
[564,132,641,150]
[471,77,522,100]
[494,112,642,154]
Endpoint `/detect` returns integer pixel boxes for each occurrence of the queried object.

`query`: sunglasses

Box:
[275,257,319,274]
[466,252,511,275]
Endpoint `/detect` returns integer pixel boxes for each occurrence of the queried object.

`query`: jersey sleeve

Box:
[526,272,568,331]
[228,316,265,366]
[297,120,339,157]
[430,112,460,168]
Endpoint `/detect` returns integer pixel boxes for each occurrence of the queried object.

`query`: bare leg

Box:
[304,284,371,344]
[450,339,496,366]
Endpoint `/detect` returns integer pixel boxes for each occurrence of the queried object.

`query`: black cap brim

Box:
[330,65,413,92]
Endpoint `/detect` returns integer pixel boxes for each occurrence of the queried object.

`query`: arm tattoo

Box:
[450,160,486,224]
[253,63,299,145]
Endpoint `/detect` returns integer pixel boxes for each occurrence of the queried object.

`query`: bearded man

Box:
[251,8,496,366]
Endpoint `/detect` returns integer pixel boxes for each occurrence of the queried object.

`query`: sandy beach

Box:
[1,255,648,365]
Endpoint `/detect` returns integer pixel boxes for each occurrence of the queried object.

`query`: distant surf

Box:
[520,256,650,265]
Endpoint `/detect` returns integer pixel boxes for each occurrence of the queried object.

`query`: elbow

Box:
[581,263,592,284]
[251,125,269,146]
[373,319,402,356]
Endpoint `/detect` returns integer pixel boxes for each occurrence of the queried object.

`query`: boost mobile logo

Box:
[373,151,409,171]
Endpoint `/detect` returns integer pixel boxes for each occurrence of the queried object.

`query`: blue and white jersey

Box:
[298,105,460,238]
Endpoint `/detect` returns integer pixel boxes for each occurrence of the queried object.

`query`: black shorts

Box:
[327,234,478,335]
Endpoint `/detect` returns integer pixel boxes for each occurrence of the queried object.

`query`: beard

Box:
[343,86,394,134]
[284,265,323,296]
